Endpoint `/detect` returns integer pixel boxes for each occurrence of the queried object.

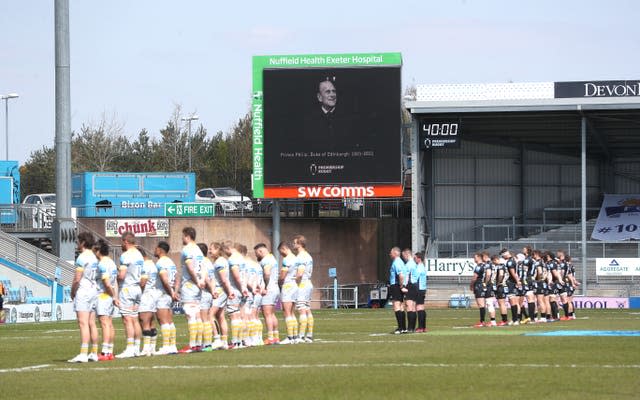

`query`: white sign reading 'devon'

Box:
[595,258,640,276]
[425,258,475,277]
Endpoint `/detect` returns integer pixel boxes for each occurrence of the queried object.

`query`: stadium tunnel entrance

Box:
[404,81,640,295]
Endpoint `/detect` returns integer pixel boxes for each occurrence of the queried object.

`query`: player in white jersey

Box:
[178,227,206,353]
[93,239,119,361]
[154,241,179,355]
[278,241,299,344]
[223,240,247,348]
[293,234,314,343]
[255,243,280,345]
[138,247,160,356]
[209,242,233,349]
[197,242,218,351]
[68,232,100,363]
[244,247,264,347]
[116,232,145,358]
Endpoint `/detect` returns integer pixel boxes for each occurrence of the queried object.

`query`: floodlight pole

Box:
[272,199,280,262]
[53,0,75,261]
[580,115,588,296]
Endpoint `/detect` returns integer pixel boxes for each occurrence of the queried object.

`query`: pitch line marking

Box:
[2,362,640,374]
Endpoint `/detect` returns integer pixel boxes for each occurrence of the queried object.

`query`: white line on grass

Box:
[2,362,639,374]
[0,364,52,373]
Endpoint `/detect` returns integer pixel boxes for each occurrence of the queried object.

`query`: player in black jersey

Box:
[502,249,521,325]
[470,253,488,328]
[544,252,560,321]
[532,250,548,322]
[555,250,571,320]
[564,255,579,319]
[482,252,497,326]
[522,246,535,324]
[492,254,509,326]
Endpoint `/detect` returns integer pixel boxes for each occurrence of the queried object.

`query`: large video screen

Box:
[263,66,401,185]
[252,53,403,199]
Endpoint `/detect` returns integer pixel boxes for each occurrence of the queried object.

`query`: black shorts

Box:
[473,284,486,299]
[406,283,419,301]
[534,281,548,296]
[389,284,404,302]
[495,285,508,300]
[564,284,575,296]
[484,286,495,299]
[416,290,426,305]
[507,281,524,297]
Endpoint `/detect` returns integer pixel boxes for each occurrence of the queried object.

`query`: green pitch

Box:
[1,309,639,400]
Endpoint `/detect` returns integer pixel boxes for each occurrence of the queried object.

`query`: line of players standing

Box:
[67,227,314,363]
[470,247,580,327]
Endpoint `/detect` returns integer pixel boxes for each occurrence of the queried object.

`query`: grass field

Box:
[1,308,639,400]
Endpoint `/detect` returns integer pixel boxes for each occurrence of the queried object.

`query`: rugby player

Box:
[255,243,280,345]
[224,241,248,348]
[115,232,145,358]
[93,239,119,361]
[402,248,418,333]
[546,251,561,321]
[293,235,314,343]
[68,232,100,363]
[482,252,497,326]
[503,248,522,325]
[154,241,179,355]
[178,227,206,353]
[470,253,487,328]
[492,254,509,326]
[198,242,217,351]
[209,241,232,349]
[531,250,548,323]
[413,252,428,333]
[138,247,160,356]
[389,246,407,334]
[242,244,264,346]
[522,246,536,324]
[278,241,299,344]
[564,255,579,319]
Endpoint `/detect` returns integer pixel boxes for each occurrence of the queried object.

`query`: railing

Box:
[314,284,360,309]
[0,229,75,286]
[0,204,56,232]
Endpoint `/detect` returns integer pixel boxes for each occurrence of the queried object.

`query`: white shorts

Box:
[96,293,114,317]
[74,288,97,313]
[155,293,173,310]
[119,285,142,315]
[180,281,201,303]
[200,291,213,310]
[281,282,298,303]
[251,293,263,309]
[261,287,280,306]
[296,281,313,309]
[225,288,242,314]
[212,289,227,309]
[139,289,161,313]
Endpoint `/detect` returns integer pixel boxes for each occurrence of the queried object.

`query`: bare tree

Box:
[73,111,128,172]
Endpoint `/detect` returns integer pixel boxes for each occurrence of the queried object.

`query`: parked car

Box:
[21,193,56,229]
[195,187,253,213]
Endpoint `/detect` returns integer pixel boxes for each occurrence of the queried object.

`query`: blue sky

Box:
[1,0,639,163]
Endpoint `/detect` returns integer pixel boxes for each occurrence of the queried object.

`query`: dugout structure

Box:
[405,80,640,295]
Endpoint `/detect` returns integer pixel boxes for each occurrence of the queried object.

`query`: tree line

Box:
[19,106,253,199]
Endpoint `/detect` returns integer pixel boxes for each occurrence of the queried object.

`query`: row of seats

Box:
[1,275,67,304]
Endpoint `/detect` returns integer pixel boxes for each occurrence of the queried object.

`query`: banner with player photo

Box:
[591,194,640,241]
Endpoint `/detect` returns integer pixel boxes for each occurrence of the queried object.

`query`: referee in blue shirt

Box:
[414,252,428,332]
[388,247,407,334]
